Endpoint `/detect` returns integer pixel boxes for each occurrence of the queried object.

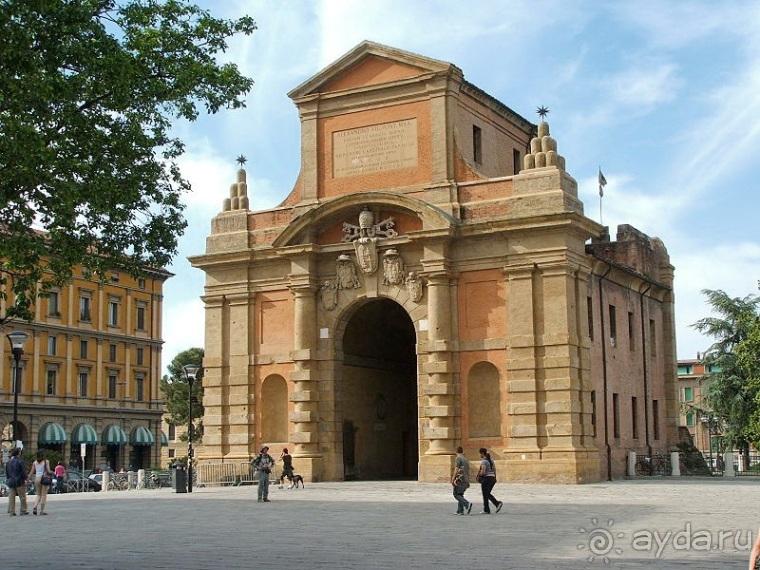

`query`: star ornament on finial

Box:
[236,154,247,168]
[536,105,550,121]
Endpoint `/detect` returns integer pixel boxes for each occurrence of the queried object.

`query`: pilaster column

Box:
[290,284,320,458]
[503,263,540,453]
[421,272,456,456]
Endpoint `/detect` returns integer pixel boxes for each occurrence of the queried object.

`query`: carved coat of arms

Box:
[406,271,424,303]
[320,281,338,311]
[336,254,361,289]
[382,249,405,286]
[354,237,378,275]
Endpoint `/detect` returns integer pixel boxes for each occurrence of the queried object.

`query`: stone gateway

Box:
[190,42,678,484]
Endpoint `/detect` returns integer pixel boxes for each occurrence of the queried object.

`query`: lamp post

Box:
[6,331,30,447]
[183,363,200,493]
[701,414,719,472]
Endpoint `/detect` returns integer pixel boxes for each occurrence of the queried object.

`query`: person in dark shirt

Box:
[5,447,29,516]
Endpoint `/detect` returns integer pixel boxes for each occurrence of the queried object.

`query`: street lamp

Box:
[6,330,30,447]
[183,363,200,493]
[700,414,719,472]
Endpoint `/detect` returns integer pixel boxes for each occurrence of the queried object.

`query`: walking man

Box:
[5,447,29,516]
[452,446,472,515]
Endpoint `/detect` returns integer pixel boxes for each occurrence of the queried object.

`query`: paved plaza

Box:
[2,477,758,569]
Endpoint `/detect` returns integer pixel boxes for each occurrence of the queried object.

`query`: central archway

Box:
[340,298,418,480]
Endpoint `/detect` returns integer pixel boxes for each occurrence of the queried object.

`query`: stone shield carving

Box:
[320,281,338,311]
[336,254,361,289]
[406,271,424,303]
[354,237,378,275]
[382,249,405,286]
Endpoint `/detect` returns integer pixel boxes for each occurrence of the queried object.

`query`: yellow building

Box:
[0,265,171,471]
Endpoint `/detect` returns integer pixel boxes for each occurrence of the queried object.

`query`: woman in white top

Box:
[29,450,52,515]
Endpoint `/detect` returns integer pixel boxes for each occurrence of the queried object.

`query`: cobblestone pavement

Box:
[2,477,758,569]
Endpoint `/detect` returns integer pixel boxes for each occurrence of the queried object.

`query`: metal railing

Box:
[195,462,237,487]
[635,453,672,476]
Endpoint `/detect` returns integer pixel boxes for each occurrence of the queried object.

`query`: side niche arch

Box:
[466,361,502,438]
[261,374,288,444]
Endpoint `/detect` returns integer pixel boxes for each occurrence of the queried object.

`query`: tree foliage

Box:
[160,347,204,442]
[692,288,760,450]
[0,0,256,323]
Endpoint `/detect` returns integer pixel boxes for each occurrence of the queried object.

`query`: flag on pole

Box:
[598,169,607,197]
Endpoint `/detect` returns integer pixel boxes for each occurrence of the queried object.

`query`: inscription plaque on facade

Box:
[333,119,418,178]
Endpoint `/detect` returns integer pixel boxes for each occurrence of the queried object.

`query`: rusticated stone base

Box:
[503,448,601,484]
[418,453,456,483]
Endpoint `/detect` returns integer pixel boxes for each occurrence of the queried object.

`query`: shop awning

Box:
[38,422,67,444]
[102,425,128,445]
[71,423,99,444]
[130,425,155,446]
[160,431,168,447]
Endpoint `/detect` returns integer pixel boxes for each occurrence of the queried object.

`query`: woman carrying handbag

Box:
[476,447,503,515]
[29,450,52,515]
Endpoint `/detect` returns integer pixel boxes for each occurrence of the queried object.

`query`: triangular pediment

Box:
[288,40,459,100]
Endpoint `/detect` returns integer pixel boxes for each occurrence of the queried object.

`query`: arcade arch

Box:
[336,298,418,480]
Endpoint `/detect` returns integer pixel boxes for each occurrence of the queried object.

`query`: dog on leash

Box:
[289,474,304,489]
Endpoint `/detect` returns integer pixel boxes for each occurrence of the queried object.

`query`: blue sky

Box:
[162,0,760,373]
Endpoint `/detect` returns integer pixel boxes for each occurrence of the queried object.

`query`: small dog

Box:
[289,474,304,489]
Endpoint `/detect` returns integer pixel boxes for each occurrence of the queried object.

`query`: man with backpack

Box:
[5,447,29,516]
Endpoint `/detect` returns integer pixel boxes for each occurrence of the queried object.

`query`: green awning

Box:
[130,425,155,446]
[38,422,67,444]
[102,425,128,445]
[160,431,168,447]
[71,423,98,444]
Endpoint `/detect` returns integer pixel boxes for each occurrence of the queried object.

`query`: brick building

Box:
[190,41,678,483]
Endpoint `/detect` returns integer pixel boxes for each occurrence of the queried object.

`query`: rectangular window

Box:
[168,449,175,459]
[80,340,88,359]
[612,393,620,438]
[683,387,694,402]
[108,300,119,327]
[608,305,617,347]
[108,375,117,399]
[590,390,597,438]
[136,376,144,401]
[631,396,639,439]
[79,296,91,321]
[111,272,120,283]
[109,343,117,363]
[168,424,176,440]
[686,410,695,427]
[473,125,482,164]
[513,148,521,174]
[138,278,146,290]
[136,347,144,366]
[46,370,56,396]
[48,335,57,356]
[677,364,693,375]
[136,305,146,331]
[79,371,88,397]
[628,311,635,351]
[587,296,594,341]
[649,319,657,356]
[48,291,60,316]
[653,400,660,440]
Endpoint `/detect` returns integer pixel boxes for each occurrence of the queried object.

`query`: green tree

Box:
[160,347,204,442]
[692,289,760,461]
[0,0,256,323]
